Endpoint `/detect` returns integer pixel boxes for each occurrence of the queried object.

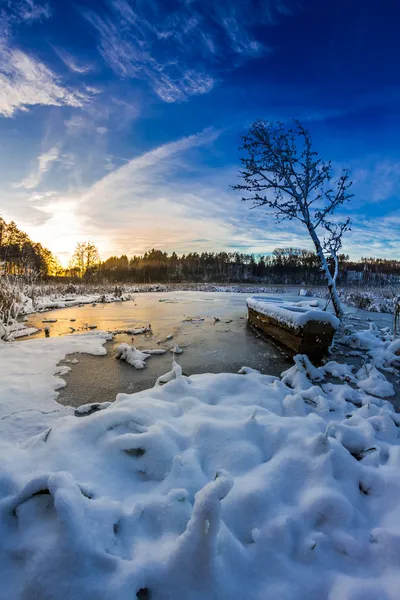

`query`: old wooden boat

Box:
[247,297,339,361]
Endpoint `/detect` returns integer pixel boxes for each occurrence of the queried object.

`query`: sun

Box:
[23,199,104,268]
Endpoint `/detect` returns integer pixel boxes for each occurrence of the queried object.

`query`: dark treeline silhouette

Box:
[77,247,400,286]
[2,216,400,287]
[0,217,60,277]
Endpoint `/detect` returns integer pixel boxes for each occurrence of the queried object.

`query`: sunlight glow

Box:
[23,200,106,267]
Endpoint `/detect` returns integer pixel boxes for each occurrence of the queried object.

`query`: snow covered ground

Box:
[338,288,400,315]
[1,315,400,598]
[0,331,112,442]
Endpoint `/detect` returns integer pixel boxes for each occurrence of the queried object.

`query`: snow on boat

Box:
[247,296,340,360]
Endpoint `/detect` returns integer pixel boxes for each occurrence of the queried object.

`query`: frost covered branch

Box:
[322,218,351,284]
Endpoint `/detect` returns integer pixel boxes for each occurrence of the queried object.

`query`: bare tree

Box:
[322,219,351,287]
[71,242,100,277]
[233,119,353,318]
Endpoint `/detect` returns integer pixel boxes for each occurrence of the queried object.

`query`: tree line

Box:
[0,217,62,277]
[66,245,400,286]
[2,219,400,288]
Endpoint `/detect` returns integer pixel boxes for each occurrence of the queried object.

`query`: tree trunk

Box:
[307,224,344,319]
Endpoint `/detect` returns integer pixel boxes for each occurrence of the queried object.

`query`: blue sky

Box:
[1,0,400,264]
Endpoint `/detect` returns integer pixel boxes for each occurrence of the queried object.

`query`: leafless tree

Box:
[71,242,100,277]
[322,219,351,286]
[233,119,353,318]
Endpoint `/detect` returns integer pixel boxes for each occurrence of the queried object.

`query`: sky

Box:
[1,0,400,265]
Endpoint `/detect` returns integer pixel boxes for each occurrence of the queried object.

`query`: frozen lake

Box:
[25,290,397,407]
[25,291,301,406]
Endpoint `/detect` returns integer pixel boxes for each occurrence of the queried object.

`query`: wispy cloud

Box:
[85,9,214,103]
[0,2,94,117]
[350,158,400,204]
[84,127,221,201]
[84,0,292,103]
[0,45,93,117]
[64,115,92,135]
[52,47,94,74]
[13,144,61,189]
[153,70,215,103]
[1,0,51,30]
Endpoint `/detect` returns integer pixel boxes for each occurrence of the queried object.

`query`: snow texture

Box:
[115,343,166,369]
[10,326,39,339]
[1,323,400,597]
[0,331,112,442]
[171,345,183,354]
[247,296,340,329]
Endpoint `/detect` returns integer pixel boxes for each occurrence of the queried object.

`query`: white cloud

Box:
[0,1,94,117]
[2,128,340,260]
[153,70,215,103]
[7,0,51,24]
[64,115,91,135]
[52,47,94,74]
[83,128,220,200]
[73,134,400,261]
[13,144,61,189]
[84,4,216,103]
[63,116,109,138]
[0,43,92,117]
[84,0,293,103]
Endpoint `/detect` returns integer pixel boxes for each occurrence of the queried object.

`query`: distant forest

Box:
[1,217,400,286]
[93,249,400,286]
[0,217,60,277]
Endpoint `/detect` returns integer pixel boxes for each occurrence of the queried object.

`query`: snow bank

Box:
[0,331,112,442]
[337,322,400,371]
[339,289,398,314]
[1,334,400,597]
[11,326,39,339]
[21,293,133,315]
[247,297,340,329]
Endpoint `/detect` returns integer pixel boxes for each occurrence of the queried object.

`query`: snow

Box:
[355,365,395,398]
[1,321,400,597]
[338,324,400,375]
[112,326,152,335]
[27,292,133,314]
[0,331,112,442]
[115,343,166,369]
[171,344,183,354]
[0,320,39,341]
[338,288,399,314]
[247,296,340,329]
[9,326,39,339]
[340,329,383,350]
[299,288,312,296]
[322,361,356,382]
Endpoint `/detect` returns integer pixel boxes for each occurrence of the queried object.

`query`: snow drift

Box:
[2,346,400,598]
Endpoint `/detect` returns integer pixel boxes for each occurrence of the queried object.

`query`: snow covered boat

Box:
[247,297,340,360]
